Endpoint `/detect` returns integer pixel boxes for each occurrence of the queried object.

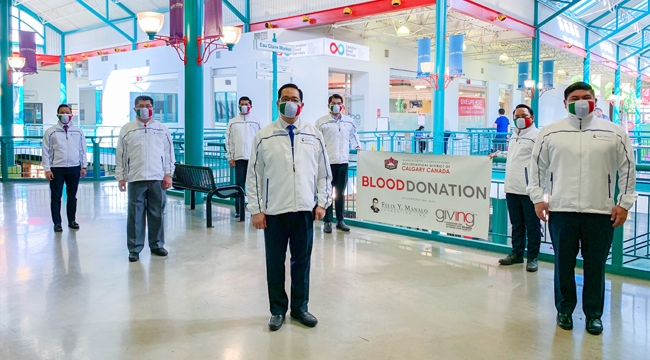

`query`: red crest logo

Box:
[384,157,398,170]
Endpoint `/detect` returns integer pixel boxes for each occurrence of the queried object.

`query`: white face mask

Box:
[330,104,342,114]
[279,102,302,118]
[136,108,153,120]
[58,114,73,124]
[514,118,532,129]
[567,100,595,119]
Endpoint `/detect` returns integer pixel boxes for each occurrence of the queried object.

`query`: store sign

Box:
[286,38,369,61]
[356,152,491,239]
[254,40,294,55]
[458,97,485,116]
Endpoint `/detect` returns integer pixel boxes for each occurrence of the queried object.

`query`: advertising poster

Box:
[356,151,491,239]
[458,97,485,116]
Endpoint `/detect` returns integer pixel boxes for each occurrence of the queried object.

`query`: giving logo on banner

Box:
[356,152,491,239]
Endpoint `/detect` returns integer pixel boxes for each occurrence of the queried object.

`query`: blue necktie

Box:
[287,124,295,148]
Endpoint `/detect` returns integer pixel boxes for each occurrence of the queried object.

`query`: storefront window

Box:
[458,83,487,131]
[389,78,432,130]
[213,69,237,124]
[129,92,179,123]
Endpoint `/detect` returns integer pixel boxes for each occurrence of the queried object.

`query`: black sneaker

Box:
[499,253,524,265]
[54,224,63,233]
[323,222,332,234]
[68,221,80,229]
[129,253,139,262]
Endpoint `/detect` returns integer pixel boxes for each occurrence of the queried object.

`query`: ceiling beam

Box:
[75,0,134,42]
[14,3,63,35]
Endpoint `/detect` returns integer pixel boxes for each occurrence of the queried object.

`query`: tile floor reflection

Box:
[0,182,649,359]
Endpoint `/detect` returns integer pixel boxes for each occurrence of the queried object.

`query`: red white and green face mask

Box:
[239,105,251,114]
[279,102,301,118]
[135,108,153,120]
[567,100,595,119]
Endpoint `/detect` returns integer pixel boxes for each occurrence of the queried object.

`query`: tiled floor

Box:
[1,182,649,359]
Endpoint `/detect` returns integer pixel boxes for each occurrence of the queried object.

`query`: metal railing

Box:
[1,129,649,275]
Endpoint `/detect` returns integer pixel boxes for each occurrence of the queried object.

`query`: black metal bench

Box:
[172,163,245,227]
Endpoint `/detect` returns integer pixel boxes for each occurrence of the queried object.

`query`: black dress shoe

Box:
[586,318,603,335]
[234,212,240,218]
[268,315,284,331]
[499,253,524,265]
[129,253,139,262]
[54,224,63,233]
[556,313,573,330]
[526,258,539,272]
[336,221,350,232]
[68,221,80,229]
[323,222,332,234]
[290,311,318,327]
[151,248,168,257]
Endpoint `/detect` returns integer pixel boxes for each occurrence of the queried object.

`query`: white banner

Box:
[356,152,492,239]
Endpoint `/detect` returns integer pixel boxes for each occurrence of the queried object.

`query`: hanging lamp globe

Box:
[8,56,26,71]
[137,12,165,40]
[221,26,242,50]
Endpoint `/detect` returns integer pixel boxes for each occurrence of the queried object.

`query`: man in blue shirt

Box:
[493,108,510,151]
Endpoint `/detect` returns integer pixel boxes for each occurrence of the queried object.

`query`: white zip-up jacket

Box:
[115,119,175,182]
[246,118,332,216]
[225,114,261,161]
[527,114,637,214]
[41,123,87,171]
[315,114,361,165]
[499,126,540,195]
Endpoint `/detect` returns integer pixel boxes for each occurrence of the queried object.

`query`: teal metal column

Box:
[432,0,447,155]
[636,57,642,125]
[1,0,14,179]
[584,32,591,82]
[184,0,204,202]
[244,0,251,32]
[614,47,621,124]
[60,35,67,103]
[531,2,540,123]
[272,33,278,121]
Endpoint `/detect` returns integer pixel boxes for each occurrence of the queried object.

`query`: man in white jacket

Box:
[491,104,541,272]
[225,96,261,217]
[41,104,87,232]
[528,82,637,336]
[315,94,361,233]
[247,83,332,331]
[115,95,175,263]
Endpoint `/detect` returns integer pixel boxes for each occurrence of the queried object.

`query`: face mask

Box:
[136,108,153,120]
[515,118,533,129]
[279,102,302,118]
[239,105,251,114]
[57,114,73,124]
[330,104,342,114]
[567,100,595,118]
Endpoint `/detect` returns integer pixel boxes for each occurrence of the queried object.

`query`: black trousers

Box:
[506,193,541,259]
[443,131,451,154]
[234,160,248,214]
[50,166,81,225]
[418,140,427,153]
[549,212,614,319]
[264,211,314,315]
[325,163,349,223]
